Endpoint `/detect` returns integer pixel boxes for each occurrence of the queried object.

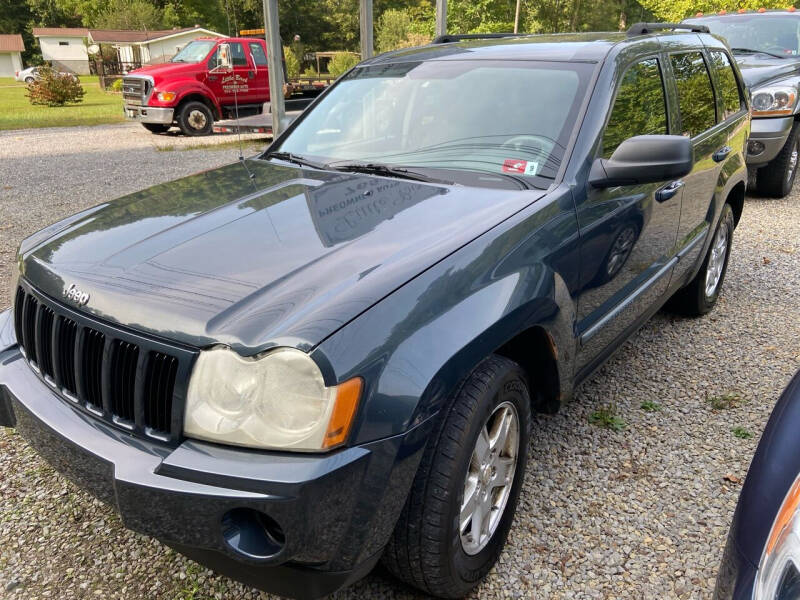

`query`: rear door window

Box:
[249,42,267,66]
[709,50,745,119]
[230,42,248,67]
[602,57,668,158]
[669,51,717,137]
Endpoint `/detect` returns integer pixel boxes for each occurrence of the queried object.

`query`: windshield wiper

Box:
[267,151,328,170]
[327,161,455,185]
[731,47,786,59]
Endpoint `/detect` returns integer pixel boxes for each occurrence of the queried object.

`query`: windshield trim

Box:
[260,57,601,191]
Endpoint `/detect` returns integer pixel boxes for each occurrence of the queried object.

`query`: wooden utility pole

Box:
[436,0,447,37]
[263,0,285,136]
[360,0,374,59]
[514,0,521,33]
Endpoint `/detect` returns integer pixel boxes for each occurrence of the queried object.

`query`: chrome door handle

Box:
[713,145,732,162]
[656,180,684,202]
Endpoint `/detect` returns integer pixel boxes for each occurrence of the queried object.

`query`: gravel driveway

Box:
[1,123,799,600]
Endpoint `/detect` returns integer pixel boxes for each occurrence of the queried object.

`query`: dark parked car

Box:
[685,9,800,197]
[0,25,749,599]
[714,370,800,600]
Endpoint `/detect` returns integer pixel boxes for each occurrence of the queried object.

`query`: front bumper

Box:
[123,104,174,125]
[0,310,428,599]
[747,116,794,167]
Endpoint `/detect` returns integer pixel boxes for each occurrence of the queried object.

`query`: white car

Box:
[14,66,38,83]
[14,66,79,83]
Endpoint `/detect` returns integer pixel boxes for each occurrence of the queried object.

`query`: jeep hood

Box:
[734,53,800,87]
[19,160,541,354]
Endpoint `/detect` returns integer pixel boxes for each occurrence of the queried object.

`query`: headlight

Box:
[754,476,800,599]
[184,346,362,451]
[751,86,798,116]
[157,91,176,103]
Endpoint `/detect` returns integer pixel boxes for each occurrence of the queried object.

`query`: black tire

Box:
[24,76,34,84]
[382,355,531,598]
[176,101,213,136]
[142,123,170,134]
[756,121,800,198]
[667,203,735,317]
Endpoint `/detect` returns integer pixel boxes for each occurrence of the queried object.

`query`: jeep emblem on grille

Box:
[63,283,90,306]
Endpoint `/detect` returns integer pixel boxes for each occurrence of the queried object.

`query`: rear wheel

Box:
[176,101,213,136]
[24,76,34,84]
[756,121,800,198]
[382,355,531,598]
[667,203,735,317]
[142,123,170,134]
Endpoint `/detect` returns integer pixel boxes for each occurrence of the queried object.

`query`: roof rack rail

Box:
[431,33,519,44]
[626,22,711,36]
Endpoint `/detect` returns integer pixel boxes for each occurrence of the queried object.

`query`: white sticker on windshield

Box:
[524,161,539,176]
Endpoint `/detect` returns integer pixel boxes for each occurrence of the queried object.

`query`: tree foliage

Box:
[637,0,786,22]
[2,0,796,66]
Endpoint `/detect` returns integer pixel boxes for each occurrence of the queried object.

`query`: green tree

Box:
[637,0,786,22]
[94,0,169,29]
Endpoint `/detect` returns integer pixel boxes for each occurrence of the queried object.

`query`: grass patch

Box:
[731,427,753,439]
[706,392,743,411]
[0,76,123,131]
[155,138,267,153]
[640,400,661,412]
[589,404,626,431]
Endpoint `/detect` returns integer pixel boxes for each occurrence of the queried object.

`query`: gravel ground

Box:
[1,123,800,600]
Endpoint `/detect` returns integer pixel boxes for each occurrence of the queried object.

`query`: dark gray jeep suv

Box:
[686,9,800,197]
[0,25,749,599]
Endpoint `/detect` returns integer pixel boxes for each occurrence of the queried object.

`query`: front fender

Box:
[312,187,581,446]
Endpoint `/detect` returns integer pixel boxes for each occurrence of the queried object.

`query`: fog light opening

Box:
[221,508,285,560]
[748,140,766,156]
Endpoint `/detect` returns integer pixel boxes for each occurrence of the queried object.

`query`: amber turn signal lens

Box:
[766,478,800,555]
[323,377,363,449]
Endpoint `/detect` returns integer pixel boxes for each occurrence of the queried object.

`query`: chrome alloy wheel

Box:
[705,220,729,298]
[460,401,520,555]
[188,109,208,130]
[787,140,799,185]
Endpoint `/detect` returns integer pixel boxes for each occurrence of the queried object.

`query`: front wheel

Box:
[667,203,735,317]
[382,355,531,598]
[756,121,800,198]
[176,101,213,136]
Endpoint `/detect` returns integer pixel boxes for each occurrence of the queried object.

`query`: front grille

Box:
[122,77,150,105]
[13,282,196,444]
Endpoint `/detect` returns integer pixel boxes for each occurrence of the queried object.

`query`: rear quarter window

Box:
[670,51,717,137]
[709,50,745,119]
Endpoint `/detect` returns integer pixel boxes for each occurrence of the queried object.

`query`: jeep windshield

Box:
[269,59,595,189]
[688,14,800,57]
[170,40,216,63]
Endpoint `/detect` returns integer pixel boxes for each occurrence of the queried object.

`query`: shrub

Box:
[283,46,301,79]
[328,52,359,78]
[110,78,123,92]
[26,66,85,107]
[301,66,320,79]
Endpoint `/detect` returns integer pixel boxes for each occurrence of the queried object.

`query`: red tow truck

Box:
[122,37,312,136]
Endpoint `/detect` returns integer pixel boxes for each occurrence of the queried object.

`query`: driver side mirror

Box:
[211,43,233,73]
[589,135,693,188]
